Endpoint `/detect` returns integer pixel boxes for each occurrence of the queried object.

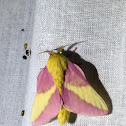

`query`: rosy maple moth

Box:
[31,46,108,126]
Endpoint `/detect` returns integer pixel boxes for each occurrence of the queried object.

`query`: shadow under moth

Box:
[31,45,108,126]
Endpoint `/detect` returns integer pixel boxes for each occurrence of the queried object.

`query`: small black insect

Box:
[21,29,24,31]
[23,55,27,60]
[26,49,31,56]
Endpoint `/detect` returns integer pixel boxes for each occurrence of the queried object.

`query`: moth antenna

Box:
[57,44,71,53]
[39,51,54,55]
[39,40,87,54]
[56,40,87,53]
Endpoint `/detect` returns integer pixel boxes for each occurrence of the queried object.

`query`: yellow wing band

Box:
[64,83,108,111]
[31,86,56,122]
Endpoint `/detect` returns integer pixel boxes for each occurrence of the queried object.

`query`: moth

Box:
[31,46,108,126]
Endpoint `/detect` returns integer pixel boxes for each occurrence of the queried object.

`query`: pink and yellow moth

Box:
[31,46,108,126]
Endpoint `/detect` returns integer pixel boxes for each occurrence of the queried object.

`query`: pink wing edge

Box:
[32,66,62,126]
[62,61,108,116]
